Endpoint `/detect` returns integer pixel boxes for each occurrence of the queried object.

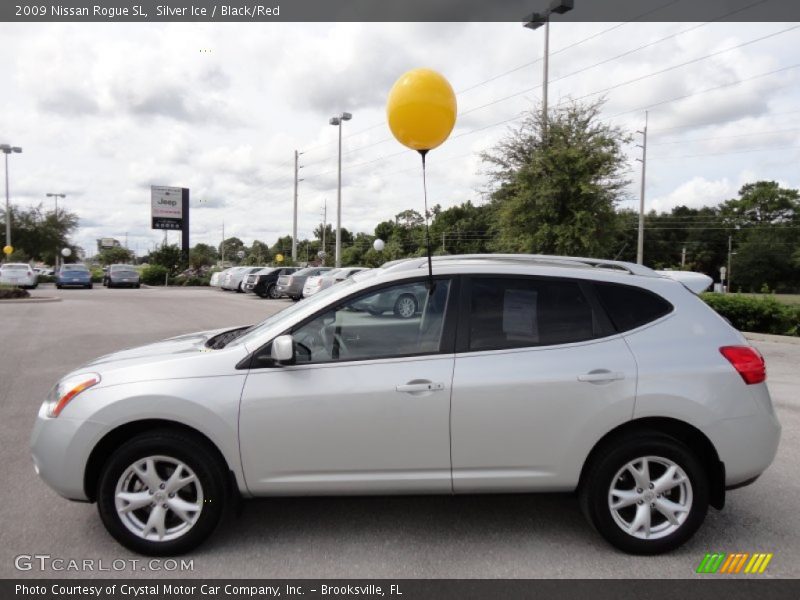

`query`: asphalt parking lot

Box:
[1,285,798,579]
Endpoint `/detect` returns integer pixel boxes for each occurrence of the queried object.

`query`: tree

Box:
[394,209,424,229]
[1,204,78,265]
[97,246,134,266]
[244,240,271,265]
[147,244,184,275]
[189,243,218,270]
[219,237,246,263]
[721,181,799,225]
[482,99,631,257]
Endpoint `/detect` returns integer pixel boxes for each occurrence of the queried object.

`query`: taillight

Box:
[720,346,766,385]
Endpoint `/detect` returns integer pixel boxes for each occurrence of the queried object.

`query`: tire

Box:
[579,432,708,555]
[96,429,227,556]
[267,284,280,299]
[56,284,62,289]
[236,282,244,293]
[393,294,418,319]
[135,283,141,289]
[291,295,301,302]
[88,283,93,289]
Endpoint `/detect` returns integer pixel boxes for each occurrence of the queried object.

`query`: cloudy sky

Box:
[1,17,799,257]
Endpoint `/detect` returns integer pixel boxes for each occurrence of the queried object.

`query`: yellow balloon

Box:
[275,253,284,263]
[2,245,12,255]
[387,68,457,152]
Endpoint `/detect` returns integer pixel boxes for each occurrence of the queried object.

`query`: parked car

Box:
[302,267,367,298]
[209,269,231,288]
[243,267,300,298]
[31,254,780,556]
[0,263,38,288]
[106,264,141,289]
[350,278,428,318]
[275,266,333,300]
[34,267,54,277]
[55,264,92,289]
[221,267,267,292]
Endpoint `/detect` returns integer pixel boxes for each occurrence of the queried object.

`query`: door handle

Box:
[396,381,445,393]
[577,370,625,383]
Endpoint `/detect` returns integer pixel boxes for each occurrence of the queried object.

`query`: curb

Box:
[0,296,62,304]
[744,332,800,345]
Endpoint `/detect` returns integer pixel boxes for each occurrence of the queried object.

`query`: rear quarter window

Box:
[593,282,673,332]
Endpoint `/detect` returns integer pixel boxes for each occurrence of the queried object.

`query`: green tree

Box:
[482,99,631,257]
[219,237,246,263]
[147,244,184,275]
[97,246,134,266]
[189,243,218,269]
[1,204,78,265]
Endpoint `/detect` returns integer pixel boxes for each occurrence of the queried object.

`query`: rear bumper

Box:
[706,410,781,487]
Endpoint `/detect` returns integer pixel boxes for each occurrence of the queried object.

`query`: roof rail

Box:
[381,254,659,277]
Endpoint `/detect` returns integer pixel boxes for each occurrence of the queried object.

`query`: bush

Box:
[0,286,31,299]
[90,268,104,283]
[38,275,55,283]
[701,293,799,336]
[172,274,210,287]
[140,265,169,286]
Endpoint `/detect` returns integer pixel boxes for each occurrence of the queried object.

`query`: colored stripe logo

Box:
[696,552,773,574]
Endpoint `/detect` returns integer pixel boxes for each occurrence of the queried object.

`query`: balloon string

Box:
[420,150,434,293]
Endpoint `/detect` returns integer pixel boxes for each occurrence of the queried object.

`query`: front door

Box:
[239,278,457,495]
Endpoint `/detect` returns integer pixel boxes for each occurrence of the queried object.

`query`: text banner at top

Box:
[4,0,800,23]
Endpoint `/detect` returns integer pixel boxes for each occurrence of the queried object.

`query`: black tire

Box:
[87,283,93,289]
[236,282,244,293]
[291,295,301,302]
[579,432,708,555]
[135,283,141,289]
[56,284,62,289]
[267,284,280,299]
[96,429,228,556]
[393,294,418,319]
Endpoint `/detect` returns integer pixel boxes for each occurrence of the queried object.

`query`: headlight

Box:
[43,373,101,418]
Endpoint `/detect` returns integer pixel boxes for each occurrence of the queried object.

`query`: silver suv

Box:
[30,254,780,555]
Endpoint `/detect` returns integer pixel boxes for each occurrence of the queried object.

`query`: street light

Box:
[1,144,22,262]
[523,0,574,136]
[329,111,352,267]
[46,193,67,269]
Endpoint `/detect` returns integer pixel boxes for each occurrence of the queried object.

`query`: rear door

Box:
[451,275,637,493]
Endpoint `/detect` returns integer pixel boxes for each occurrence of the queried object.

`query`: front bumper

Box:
[30,408,107,501]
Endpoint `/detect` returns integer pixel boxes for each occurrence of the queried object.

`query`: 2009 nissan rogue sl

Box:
[30,254,781,555]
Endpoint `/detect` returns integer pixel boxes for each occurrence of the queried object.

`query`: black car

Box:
[243,267,299,299]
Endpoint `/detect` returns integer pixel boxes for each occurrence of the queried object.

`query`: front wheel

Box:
[267,284,280,299]
[579,433,708,555]
[393,294,418,319]
[96,430,227,555]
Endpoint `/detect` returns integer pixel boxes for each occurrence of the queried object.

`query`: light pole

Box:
[46,193,66,269]
[1,144,22,261]
[329,112,352,267]
[524,1,574,136]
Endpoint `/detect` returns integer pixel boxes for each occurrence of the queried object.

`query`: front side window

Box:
[291,279,452,364]
[468,277,599,351]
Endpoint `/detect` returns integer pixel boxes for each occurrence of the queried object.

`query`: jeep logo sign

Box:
[151,185,184,230]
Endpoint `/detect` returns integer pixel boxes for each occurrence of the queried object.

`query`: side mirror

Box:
[271,335,295,364]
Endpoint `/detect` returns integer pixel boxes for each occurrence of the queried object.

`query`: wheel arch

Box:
[578,417,726,510]
[83,419,239,503]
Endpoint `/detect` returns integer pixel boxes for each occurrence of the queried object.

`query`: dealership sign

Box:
[151,186,184,230]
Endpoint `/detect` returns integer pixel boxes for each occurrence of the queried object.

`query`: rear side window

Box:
[593,282,673,332]
[468,277,600,350]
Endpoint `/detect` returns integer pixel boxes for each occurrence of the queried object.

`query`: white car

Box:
[0,263,38,288]
[31,254,780,556]
[221,267,268,292]
[302,267,367,297]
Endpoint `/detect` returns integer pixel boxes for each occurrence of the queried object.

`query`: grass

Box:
[736,293,800,306]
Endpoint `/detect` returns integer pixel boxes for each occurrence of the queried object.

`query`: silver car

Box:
[0,262,38,288]
[30,254,780,556]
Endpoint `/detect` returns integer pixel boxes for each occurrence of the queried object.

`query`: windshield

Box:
[227,277,358,348]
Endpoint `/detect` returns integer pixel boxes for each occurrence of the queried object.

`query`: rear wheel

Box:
[97,430,227,555]
[267,284,280,299]
[580,433,708,555]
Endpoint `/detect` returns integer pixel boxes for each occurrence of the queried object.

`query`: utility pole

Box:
[292,150,303,261]
[321,200,327,261]
[636,111,648,265]
[681,246,686,268]
[221,220,225,266]
[727,234,733,294]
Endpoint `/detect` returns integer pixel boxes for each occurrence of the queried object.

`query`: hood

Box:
[79,326,249,382]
